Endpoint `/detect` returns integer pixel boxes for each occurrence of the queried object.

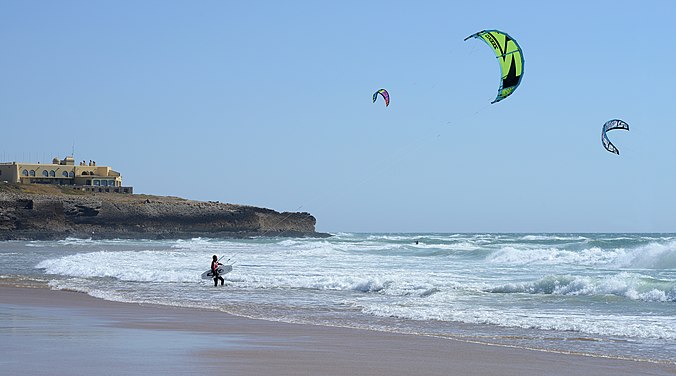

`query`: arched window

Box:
[22,169,29,176]
[62,171,69,177]
[69,171,74,177]
[49,170,55,177]
[29,170,36,176]
[42,170,48,177]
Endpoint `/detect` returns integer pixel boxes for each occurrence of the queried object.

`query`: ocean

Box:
[1,233,674,363]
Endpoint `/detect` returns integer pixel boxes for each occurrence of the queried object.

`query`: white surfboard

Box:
[201,264,233,279]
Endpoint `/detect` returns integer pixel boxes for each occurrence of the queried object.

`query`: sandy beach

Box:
[0,286,673,376]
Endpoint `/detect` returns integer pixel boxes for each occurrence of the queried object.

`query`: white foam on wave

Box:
[265,238,414,257]
[486,240,676,270]
[328,232,356,240]
[486,246,616,266]
[275,237,486,257]
[358,300,676,340]
[413,241,482,252]
[58,237,98,245]
[364,234,425,243]
[33,244,442,296]
[170,237,219,249]
[168,238,255,261]
[227,268,442,298]
[25,242,47,248]
[519,235,589,241]
[611,241,676,269]
[36,250,213,282]
[489,273,676,302]
[24,238,98,247]
[276,239,304,247]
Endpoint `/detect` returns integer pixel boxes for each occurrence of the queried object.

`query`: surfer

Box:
[211,255,225,287]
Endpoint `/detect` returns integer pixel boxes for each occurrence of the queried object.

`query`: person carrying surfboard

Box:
[211,255,225,287]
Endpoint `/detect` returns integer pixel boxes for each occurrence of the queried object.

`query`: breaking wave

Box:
[489,273,676,302]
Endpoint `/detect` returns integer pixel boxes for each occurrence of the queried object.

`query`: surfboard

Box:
[201,264,233,279]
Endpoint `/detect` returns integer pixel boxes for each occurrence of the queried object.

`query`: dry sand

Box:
[1,286,673,376]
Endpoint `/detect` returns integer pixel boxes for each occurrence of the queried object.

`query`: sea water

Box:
[1,233,674,363]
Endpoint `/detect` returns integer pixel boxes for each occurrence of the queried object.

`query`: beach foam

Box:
[7,233,674,362]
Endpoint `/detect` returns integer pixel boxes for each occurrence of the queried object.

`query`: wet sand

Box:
[1,286,674,376]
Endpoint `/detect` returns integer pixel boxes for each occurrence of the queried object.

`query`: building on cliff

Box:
[0,156,133,193]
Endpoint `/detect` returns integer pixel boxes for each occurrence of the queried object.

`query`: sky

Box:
[1,1,675,233]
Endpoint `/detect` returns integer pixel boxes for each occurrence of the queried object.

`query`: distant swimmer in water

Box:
[415,241,419,245]
[211,255,224,287]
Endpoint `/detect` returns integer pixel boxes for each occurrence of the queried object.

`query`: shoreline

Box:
[1,285,674,376]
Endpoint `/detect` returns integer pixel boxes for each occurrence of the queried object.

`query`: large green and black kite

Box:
[465,30,524,103]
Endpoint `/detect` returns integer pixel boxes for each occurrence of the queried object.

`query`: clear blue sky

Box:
[1,1,675,233]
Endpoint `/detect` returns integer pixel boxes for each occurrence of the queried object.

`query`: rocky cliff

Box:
[0,183,327,240]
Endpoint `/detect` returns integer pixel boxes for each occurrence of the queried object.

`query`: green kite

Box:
[465,30,524,103]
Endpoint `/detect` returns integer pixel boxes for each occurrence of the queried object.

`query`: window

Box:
[49,170,55,177]
[108,180,115,186]
[22,170,28,176]
[62,171,69,177]
[86,180,91,186]
[93,180,100,186]
[102,180,108,187]
[29,170,36,176]
[42,170,48,177]
[69,171,74,177]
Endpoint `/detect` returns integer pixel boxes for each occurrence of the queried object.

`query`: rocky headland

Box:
[0,183,328,240]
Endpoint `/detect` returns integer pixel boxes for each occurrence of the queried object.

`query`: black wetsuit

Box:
[211,261,224,286]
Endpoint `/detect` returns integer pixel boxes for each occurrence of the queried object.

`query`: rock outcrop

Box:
[0,183,328,240]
